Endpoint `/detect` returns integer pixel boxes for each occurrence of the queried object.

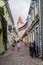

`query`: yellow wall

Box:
[0,21,4,54]
[3,5,14,48]
[4,6,13,25]
[0,0,5,54]
[22,36,28,45]
[0,0,5,6]
[0,0,14,49]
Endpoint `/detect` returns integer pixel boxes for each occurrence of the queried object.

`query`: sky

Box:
[8,0,31,28]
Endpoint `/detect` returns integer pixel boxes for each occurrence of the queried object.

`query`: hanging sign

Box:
[8,25,12,32]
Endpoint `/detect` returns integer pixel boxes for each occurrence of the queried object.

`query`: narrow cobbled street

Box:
[0,0,43,65]
[0,43,43,65]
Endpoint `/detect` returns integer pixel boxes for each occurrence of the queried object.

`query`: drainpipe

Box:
[38,0,42,58]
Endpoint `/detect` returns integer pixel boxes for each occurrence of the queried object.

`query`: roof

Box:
[22,28,28,38]
[18,22,28,31]
[17,16,24,24]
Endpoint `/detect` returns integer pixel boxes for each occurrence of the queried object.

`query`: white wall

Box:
[35,6,38,16]
[31,9,34,21]
[18,29,26,39]
[28,15,32,27]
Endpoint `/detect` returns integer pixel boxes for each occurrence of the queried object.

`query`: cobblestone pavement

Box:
[0,43,43,65]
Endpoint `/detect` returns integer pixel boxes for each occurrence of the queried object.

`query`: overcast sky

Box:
[8,0,31,27]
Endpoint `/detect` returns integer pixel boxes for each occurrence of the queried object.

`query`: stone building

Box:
[38,0,43,59]
[0,0,15,54]
[0,0,6,54]
[28,0,43,58]
[3,1,15,49]
[28,0,39,56]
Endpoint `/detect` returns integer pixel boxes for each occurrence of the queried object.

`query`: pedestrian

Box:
[31,40,36,58]
[11,39,16,51]
[17,40,21,51]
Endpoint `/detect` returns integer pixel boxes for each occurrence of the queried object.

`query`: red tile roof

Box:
[17,16,24,24]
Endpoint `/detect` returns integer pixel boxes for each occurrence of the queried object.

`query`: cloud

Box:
[8,0,31,27]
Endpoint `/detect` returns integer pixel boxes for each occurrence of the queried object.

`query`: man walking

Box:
[31,40,36,58]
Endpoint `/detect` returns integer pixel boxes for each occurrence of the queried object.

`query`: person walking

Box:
[31,40,36,58]
[17,39,21,51]
[11,39,16,51]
